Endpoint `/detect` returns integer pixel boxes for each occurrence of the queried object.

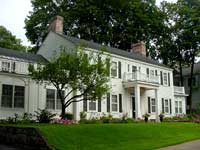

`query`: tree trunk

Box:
[57,89,66,119]
[179,60,184,86]
[61,104,66,119]
[189,54,195,113]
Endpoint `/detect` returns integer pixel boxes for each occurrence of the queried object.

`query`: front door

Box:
[132,96,135,119]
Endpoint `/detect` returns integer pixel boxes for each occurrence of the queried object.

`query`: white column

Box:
[135,85,141,119]
[72,91,80,120]
[155,89,160,122]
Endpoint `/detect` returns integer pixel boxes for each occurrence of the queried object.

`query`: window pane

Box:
[14,86,25,108]
[46,89,55,109]
[163,73,168,85]
[151,99,156,113]
[164,99,169,113]
[2,62,10,72]
[89,101,96,111]
[111,62,117,77]
[111,95,118,112]
[1,84,13,108]
[112,104,117,111]
[179,101,182,113]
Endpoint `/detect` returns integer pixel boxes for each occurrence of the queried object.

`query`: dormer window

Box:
[2,62,10,72]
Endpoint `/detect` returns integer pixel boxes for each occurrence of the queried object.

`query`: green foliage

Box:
[29,46,110,119]
[25,0,164,55]
[64,113,74,120]
[35,109,56,123]
[0,113,34,124]
[0,26,26,51]
[163,114,192,122]
[80,111,87,120]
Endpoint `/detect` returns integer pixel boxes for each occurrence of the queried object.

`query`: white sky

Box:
[0,0,177,47]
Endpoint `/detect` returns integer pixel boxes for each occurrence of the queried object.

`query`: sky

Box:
[0,0,177,46]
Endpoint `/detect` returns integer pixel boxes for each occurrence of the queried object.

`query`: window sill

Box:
[0,107,24,111]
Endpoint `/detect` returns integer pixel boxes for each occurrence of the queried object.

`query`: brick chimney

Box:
[130,41,146,56]
[48,16,64,34]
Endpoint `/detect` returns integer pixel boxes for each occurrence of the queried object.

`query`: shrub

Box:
[35,109,56,123]
[100,113,112,123]
[80,111,87,120]
[64,113,74,120]
[51,119,78,125]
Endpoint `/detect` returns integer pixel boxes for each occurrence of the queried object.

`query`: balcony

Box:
[123,72,159,86]
[174,86,185,95]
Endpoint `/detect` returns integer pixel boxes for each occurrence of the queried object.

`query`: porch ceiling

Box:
[122,81,159,90]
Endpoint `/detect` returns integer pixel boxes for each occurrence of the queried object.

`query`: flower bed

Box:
[51,119,78,125]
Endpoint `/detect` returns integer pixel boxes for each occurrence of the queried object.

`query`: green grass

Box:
[21,123,200,150]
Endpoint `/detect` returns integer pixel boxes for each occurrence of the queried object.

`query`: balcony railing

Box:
[123,72,159,84]
[174,86,185,94]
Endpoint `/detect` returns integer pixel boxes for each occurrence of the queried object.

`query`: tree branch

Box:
[66,98,84,107]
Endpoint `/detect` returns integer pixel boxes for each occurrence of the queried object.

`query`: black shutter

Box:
[162,98,164,113]
[98,97,101,112]
[148,97,151,113]
[146,68,149,76]
[169,99,172,114]
[107,93,110,112]
[119,94,122,113]
[83,95,87,112]
[168,73,170,86]
[155,70,157,76]
[160,71,163,85]
[118,61,121,79]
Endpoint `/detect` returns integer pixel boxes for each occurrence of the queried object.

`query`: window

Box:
[11,62,16,72]
[164,99,169,113]
[151,98,156,113]
[111,95,118,112]
[111,61,117,77]
[1,84,12,107]
[2,62,10,72]
[46,89,64,110]
[175,101,183,114]
[150,70,155,76]
[1,84,25,108]
[89,100,96,111]
[163,73,168,85]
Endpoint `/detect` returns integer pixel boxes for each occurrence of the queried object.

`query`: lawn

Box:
[25,123,200,150]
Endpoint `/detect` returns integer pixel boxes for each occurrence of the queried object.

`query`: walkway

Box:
[158,139,200,150]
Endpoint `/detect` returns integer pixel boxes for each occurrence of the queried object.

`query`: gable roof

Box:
[54,32,169,69]
[0,47,48,63]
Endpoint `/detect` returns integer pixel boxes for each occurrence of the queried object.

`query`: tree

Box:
[28,46,110,119]
[159,0,200,112]
[25,0,164,55]
[0,26,26,51]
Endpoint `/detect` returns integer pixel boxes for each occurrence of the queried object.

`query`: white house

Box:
[0,16,187,121]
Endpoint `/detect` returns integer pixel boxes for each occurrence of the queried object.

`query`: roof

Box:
[55,32,169,69]
[0,47,48,63]
[182,63,200,76]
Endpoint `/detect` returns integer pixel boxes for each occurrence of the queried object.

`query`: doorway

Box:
[132,96,135,119]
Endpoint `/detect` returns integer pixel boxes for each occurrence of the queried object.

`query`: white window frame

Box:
[111,94,118,112]
[164,99,169,114]
[151,98,156,113]
[175,100,183,114]
[1,84,25,109]
[46,89,63,110]
[88,100,97,112]
[163,73,168,86]
[2,61,10,72]
[111,61,117,78]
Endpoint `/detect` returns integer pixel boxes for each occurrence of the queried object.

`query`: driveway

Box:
[158,139,200,150]
[0,145,24,150]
